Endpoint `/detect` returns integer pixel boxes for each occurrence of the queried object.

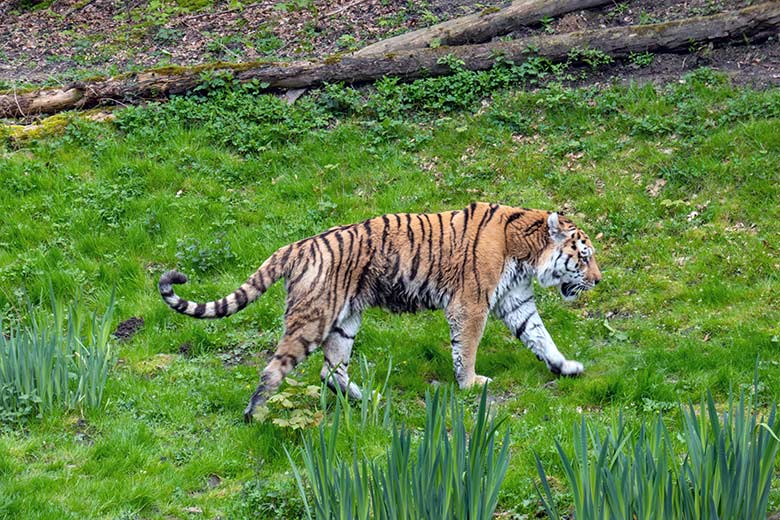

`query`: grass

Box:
[0,67,779,518]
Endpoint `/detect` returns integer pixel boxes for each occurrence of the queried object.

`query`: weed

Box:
[175,233,236,274]
[637,10,659,25]
[320,83,363,116]
[273,0,314,13]
[152,26,184,45]
[540,15,555,34]
[253,377,323,429]
[606,2,629,20]
[690,0,725,17]
[420,9,439,26]
[568,47,614,70]
[629,51,655,68]
[335,34,359,52]
[205,33,246,60]
[232,477,306,519]
[12,0,55,11]
[116,79,330,154]
[253,26,284,55]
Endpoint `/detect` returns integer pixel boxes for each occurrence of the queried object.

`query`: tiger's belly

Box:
[368,278,448,314]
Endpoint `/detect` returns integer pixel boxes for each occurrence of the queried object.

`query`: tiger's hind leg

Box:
[446,304,491,389]
[243,315,328,422]
[320,312,363,400]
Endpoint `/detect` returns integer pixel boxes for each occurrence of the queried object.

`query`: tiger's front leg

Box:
[496,293,583,376]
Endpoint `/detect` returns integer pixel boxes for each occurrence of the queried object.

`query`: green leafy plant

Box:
[175,233,236,274]
[232,477,306,519]
[420,9,439,26]
[115,80,330,154]
[153,26,184,45]
[606,2,628,20]
[287,384,510,520]
[254,377,324,429]
[253,26,284,55]
[539,15,555,34]
[0,291,116,422]
[336,34,359,51]
[273,0,314,13]
[569,47,614,70]
[638,11,659,25]
[536,379,780,520]
[629,51,655,68]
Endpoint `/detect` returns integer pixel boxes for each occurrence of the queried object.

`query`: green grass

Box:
[1,68,780,518]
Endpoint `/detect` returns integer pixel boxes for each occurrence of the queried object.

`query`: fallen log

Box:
[354,0,613,56]
[2,3,779,119]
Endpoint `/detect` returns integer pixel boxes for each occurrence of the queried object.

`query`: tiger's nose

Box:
[594,277,600,285]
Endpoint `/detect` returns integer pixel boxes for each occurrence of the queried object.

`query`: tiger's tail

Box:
[158,246,289,319]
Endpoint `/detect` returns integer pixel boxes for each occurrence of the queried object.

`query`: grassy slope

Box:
[1,70,780,518]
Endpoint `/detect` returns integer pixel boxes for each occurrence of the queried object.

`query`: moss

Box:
[0,84,42,96]
[2,113,71,143]
[323,53,346,65]
[79,74,109,83]
[141,60,275,78]
[480,6,501,16]
[173,0,213,11]
[144,64,192,76]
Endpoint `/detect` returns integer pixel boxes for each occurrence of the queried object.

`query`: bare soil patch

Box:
[1,0,778,89]
[113,316,144,342]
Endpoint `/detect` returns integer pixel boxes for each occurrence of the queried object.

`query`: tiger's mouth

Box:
[560,282,587,301]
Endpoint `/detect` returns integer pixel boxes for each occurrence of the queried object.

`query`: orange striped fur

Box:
[159,203,601,421]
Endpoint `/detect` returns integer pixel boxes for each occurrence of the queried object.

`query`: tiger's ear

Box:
[548,212,567,243]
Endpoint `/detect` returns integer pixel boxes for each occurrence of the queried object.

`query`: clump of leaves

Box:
[629,51,655,68]
[175,233,236,274]
[254,377,323,430]
[231,477,306,520]
[115,77,331,155]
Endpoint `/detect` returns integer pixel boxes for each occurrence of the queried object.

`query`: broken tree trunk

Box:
[2,3,779,119]
[354,0,613,56]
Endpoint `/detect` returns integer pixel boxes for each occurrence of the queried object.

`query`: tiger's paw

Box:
[473,374,493,387]
[559,360,584,376]
[457,374,493,389]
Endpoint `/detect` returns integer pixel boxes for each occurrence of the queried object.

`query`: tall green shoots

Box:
[536,383,780,520]
[0,292,116,420]
[288,385,511,520]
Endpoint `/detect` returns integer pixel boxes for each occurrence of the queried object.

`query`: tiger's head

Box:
[536,212,601,301]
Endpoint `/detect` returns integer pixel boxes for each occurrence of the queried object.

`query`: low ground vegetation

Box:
[1,65,779,518]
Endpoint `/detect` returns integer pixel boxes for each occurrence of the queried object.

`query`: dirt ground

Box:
[1,0,779,89]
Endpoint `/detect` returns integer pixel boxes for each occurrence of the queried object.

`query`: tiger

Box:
[159,203,601,422]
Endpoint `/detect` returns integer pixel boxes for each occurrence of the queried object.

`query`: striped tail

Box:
[159,255,284,319]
